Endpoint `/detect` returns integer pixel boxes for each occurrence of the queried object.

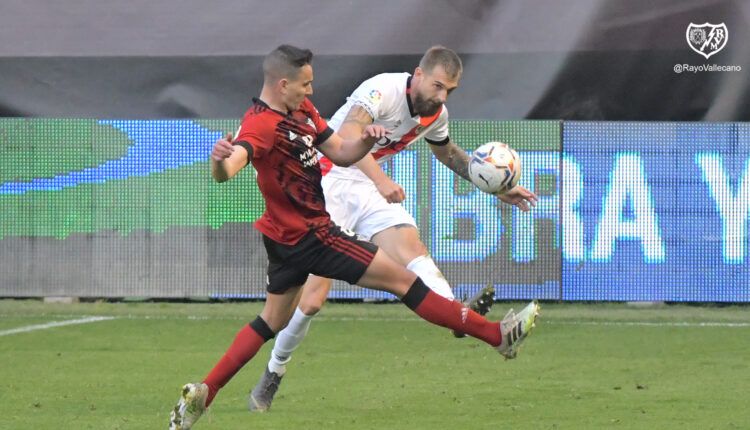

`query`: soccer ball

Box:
[468,142,521,194]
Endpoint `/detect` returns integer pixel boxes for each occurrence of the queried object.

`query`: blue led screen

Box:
[562,122,750,302]
[1,119,749,302]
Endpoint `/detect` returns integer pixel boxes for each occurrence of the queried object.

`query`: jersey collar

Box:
[252,97,292,117]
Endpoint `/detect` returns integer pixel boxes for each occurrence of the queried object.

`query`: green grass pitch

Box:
[1,300,748,429]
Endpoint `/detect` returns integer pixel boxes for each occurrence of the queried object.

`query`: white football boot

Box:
[496,301,540,359]
[169,382,208,430]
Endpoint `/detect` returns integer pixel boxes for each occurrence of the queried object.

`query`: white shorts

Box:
[322,174,417,241]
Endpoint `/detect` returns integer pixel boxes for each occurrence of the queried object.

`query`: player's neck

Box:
[259,88,289,114]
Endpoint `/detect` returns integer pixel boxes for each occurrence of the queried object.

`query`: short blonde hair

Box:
[419,45,462,79]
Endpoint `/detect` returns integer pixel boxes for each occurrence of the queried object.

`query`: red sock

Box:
[202,317,274,406]
[402,278,501,346]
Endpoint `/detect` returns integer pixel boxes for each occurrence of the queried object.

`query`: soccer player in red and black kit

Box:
[169,45,539,430]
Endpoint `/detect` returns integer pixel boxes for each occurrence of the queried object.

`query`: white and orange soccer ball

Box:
[468,141,522,194]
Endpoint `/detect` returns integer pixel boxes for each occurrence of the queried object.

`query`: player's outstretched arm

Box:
[430,140,472,181]
[493,186,538,212]
[210,133,251,182]
[318,125,386,167]
[431,140,538,212]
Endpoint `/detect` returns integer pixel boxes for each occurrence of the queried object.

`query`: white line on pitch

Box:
[0,316,117,337]
[548,320,750,328]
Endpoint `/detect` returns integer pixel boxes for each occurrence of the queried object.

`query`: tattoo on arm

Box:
[341,105,374,130]
[443,141,471,181]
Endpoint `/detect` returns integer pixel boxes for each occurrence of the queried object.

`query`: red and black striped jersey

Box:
[235,97,334,244]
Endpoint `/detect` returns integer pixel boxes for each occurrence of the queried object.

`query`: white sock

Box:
[406,255,455,300]
[268,307,315,376]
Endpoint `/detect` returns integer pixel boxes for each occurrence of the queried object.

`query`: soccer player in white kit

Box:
[248,46,538,411]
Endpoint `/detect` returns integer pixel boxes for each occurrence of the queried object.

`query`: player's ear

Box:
[278,78,289,94]
[413,67,423,78]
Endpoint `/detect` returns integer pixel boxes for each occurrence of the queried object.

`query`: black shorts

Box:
[262,223,379,294]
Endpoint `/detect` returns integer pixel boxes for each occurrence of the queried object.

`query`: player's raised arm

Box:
[317,124,386,167]
[210,132,251,182]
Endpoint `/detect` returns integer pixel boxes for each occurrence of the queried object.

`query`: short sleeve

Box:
[345,75,393,122]
[235,115,276,159]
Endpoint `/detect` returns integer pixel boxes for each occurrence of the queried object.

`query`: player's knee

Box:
[299,299,324,316]
[403,241,428,262]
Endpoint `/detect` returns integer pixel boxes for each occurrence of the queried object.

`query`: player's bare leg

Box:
[250,275,332,412]
[297,275,334,315]
[371,224,495,336]
[171,287,302,429]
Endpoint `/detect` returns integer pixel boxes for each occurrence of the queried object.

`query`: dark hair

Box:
[263,44,313,81]
[419,45,462,79]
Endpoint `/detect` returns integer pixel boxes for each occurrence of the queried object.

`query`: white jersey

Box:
[320,72,450,181]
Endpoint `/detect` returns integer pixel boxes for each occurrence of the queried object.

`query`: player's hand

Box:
[211,133,234,162]
[493,185,538,212]
[361,125,387,144]
[375,177,406,203]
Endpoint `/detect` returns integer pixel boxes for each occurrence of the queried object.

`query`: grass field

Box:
[1,300,748,430]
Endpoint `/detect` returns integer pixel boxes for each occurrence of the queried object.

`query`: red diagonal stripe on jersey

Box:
[373,107,443,160]
[321,105,443,168]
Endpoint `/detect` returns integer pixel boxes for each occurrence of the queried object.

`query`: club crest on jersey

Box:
[686,22,728,59]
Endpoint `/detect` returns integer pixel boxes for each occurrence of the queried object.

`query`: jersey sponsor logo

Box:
[289,130,314,148]
[301,154,318,167]
[288,129,317,166]
[300,146,318,167]
[371,124,422,160]
[369,108,441,159]
[374,136,394,148]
